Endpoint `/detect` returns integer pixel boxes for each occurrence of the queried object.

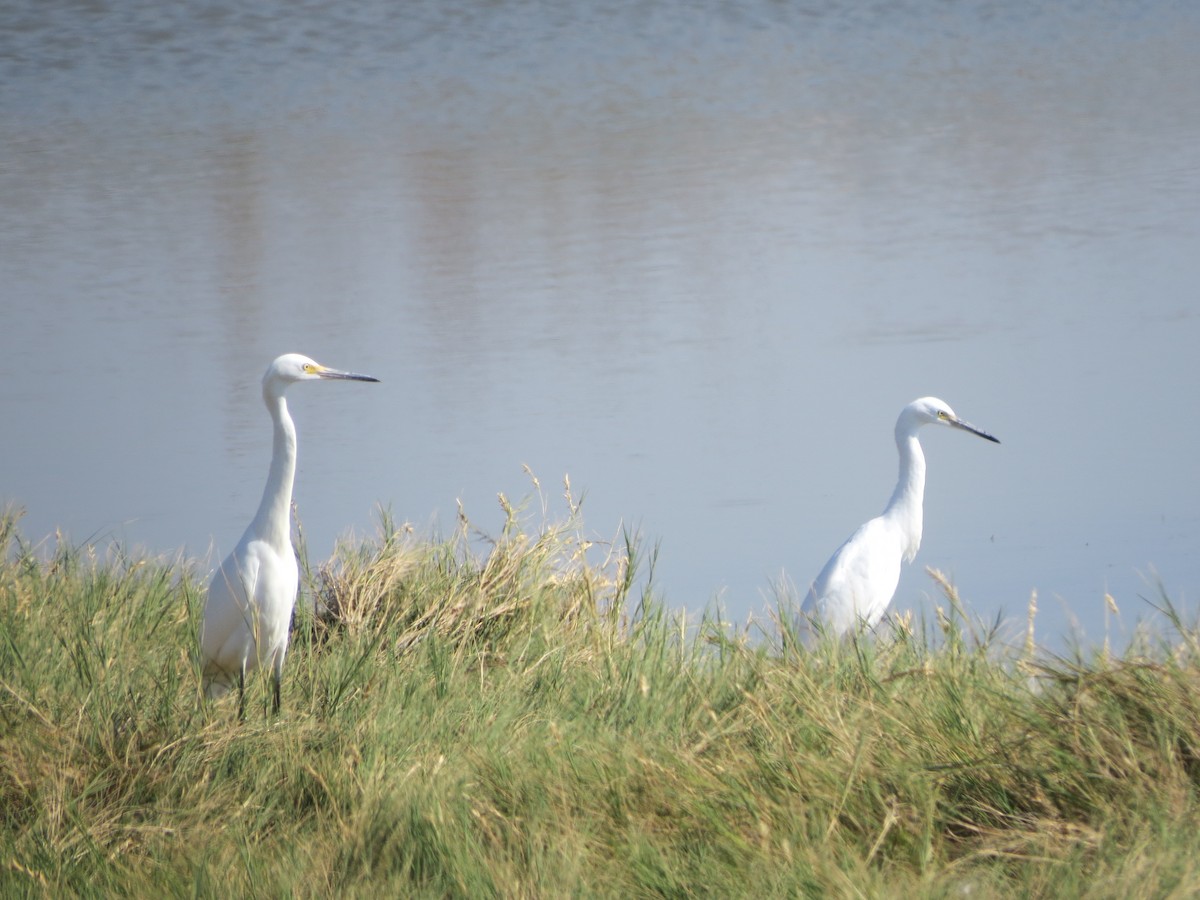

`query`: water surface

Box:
[3,0,1199,649]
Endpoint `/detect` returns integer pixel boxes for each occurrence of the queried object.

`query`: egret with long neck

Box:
[200,353,379,716]
[802,397,999,638]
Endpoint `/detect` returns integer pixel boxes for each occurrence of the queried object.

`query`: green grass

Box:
[3,489,1200,898]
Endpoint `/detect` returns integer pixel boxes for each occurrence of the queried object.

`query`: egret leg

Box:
[237,664,246,722]
[272,671,281,715]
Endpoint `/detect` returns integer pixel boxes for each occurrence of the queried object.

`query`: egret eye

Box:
[303,364,316,373]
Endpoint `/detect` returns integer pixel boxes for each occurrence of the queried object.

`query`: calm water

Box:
[3,0,1199,650]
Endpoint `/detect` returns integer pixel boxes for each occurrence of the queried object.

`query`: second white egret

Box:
[801,397,999,638]
[200,353,379,716]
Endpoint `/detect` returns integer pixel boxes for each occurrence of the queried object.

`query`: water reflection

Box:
[2,0,1198,650]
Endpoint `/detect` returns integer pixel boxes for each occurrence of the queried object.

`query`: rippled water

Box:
[3,0,1199,649]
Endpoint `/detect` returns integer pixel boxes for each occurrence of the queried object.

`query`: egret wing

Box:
[804,516,904,635]
[200,549,261,688]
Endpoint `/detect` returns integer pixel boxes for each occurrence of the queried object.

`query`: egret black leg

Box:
[237,665,246,722]
[272,672,281,715]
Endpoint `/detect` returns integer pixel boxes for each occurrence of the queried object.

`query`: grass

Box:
[3,482,1200,897]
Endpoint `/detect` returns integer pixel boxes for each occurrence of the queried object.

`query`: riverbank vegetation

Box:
[3,487,1200,897]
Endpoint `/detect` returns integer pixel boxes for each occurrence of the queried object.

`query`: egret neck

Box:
[883,419,926,564]
[247,386,297,554]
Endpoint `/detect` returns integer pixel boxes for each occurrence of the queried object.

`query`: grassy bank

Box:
[2,491,1200,898]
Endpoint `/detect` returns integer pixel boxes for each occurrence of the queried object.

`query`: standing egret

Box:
[802,397,999,638]
[200,353,379,716]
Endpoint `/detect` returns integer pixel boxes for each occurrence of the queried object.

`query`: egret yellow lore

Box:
[200,353,379,716]
[801,397,999,638]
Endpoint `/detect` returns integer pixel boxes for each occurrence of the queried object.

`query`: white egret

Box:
[801,397,999,638]
[200,353,379,716]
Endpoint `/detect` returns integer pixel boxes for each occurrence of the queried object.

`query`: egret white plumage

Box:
[802,397,999,638]
[200,353,379,716]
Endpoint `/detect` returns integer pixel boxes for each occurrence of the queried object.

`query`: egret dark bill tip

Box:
[954,419,1000,443]
[320,370,380,383]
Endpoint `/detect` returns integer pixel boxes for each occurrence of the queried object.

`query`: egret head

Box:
[263,353,380,395]
[902,397,999,443]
